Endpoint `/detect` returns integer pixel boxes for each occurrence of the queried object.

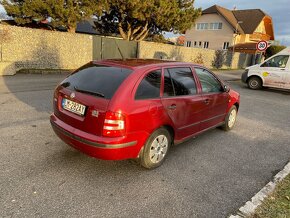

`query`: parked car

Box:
[50,59,240,169]
[242,47,290,90]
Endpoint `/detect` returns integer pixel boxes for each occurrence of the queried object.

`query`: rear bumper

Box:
[50,114,146,160]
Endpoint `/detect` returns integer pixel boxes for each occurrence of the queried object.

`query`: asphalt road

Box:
[0,72,290,218]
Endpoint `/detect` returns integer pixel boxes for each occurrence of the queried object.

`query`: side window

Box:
[195,68,223,93]
[261,55,289,68]
[163,67,197,97]
[135,70,161,100]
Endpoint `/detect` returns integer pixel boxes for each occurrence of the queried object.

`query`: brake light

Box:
[103,111,126,137]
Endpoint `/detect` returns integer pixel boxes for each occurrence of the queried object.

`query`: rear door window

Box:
[135,70,161,100]
[163,67,197,97]
[60,63,132,99]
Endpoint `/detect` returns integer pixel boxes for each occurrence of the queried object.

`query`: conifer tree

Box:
[95,0,201,41]
[2,0,105,32]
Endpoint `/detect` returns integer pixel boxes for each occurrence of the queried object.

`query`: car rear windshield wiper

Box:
[74,86,105,98]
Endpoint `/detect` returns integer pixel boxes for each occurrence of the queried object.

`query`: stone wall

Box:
[0,24,253,75]
[0,24,93,70]
[138,41,253,69]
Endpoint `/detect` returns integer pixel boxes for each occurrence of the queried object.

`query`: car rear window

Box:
[60,63,133,99]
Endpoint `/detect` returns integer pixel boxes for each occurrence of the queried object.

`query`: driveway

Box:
[0,73,289,217]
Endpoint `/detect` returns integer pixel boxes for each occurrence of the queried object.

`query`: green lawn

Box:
[251,174,290,218]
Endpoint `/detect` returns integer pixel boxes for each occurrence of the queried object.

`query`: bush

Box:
[193,53,204,65]
[212,50,225,69]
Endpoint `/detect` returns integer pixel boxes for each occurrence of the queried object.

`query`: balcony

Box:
[249,32,271,42]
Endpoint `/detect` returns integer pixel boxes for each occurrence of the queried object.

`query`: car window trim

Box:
[161,66,198,98]
[194,67,225,94]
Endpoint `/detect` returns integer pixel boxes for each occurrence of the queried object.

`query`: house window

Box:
[196,23,209,30]
[199,41,202,47]
[194,41,197,47]
[203,41,209,48]
[223,42,230,50]
[186,41,192,47]
[197,22,222,30]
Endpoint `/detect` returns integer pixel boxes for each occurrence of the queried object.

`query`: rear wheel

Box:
[222,106,237,131]
[247,76,262,90]
[140,128,171,169]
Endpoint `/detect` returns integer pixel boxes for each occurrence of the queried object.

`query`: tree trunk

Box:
[118,24,128,40]
[133,22,149,41]
[67,26,76,33]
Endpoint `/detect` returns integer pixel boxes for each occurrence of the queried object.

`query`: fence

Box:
[0,24,254,75]
[138,41,254,69]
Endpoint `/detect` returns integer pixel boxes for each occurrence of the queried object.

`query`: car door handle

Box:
[167,104,177,110]
[204,99,210,105]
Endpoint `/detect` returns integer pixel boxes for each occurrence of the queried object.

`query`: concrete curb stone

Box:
[229,160,290,218]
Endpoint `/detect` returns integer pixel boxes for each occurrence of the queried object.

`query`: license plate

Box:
[62,98,86,116]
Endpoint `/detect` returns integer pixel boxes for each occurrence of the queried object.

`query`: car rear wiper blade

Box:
[74,86,105,98]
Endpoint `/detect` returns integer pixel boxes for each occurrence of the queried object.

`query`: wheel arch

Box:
[246,75,264,86]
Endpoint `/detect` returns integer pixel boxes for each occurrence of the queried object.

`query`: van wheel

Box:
[247,76,262,90]
[140,128,171,169]
[221,106,237,131]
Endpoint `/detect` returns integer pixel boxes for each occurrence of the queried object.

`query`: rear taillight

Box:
[103,111,126,137]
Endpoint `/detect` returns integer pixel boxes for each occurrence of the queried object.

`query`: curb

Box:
[229,160,290,218]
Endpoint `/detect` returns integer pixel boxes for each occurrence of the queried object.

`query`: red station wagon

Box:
[50,59,240,169]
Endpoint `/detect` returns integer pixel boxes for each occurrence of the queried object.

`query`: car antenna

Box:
[114,40,125,60]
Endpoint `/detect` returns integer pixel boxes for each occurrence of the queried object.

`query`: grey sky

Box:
[195,0,290,46]
[1,2,289,45]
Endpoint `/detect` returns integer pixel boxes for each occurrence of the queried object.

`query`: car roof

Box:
[93,59,202,69]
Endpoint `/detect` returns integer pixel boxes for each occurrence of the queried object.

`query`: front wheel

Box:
[247,76,262,90]
[140,128,171,169]
[221,106,238,131]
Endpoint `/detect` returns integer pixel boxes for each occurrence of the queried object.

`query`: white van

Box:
[242,47,290,90]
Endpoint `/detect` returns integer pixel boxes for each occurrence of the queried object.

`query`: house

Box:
[184,5,275,54]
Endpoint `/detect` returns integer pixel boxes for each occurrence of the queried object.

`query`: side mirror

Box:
[224,85,230,93]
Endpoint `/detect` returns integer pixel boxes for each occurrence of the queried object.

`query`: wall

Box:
[0,24,253,74]
[185,14,234,50]
[0,24,93,70]
[138,41,253,69]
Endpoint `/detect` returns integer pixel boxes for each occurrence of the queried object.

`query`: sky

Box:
[193,0,290,46]
[0,1,289,46]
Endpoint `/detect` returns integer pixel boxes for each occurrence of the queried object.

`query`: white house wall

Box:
[185,13,235,50]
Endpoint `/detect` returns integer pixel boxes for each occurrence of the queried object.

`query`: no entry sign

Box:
[256,40,268,52]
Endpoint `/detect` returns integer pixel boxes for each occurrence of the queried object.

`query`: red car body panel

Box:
[50,59,240,160]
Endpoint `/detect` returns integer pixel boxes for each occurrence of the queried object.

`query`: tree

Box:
[95,0,201,41]
[212,50,225,69]
[265,45,286,59]
[1,0,106,32]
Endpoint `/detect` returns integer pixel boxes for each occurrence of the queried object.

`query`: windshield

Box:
[60,63,133,99]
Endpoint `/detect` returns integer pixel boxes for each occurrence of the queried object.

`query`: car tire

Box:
[221,105,237,131]
[140,128,171,169]
[247,76,262,90]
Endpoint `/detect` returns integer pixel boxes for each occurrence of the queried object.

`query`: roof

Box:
[202,5,269,34]
[94,59,195,69]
